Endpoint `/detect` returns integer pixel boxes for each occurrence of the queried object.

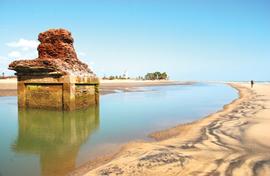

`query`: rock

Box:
[37,29,76,60]
[9,28,94,76]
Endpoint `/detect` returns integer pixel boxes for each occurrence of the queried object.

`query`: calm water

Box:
[0,83,237,176]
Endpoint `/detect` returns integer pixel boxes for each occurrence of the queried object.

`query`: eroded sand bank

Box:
[75,83,270,176]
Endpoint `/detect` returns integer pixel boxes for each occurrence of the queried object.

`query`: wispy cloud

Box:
[89,61,95,66]
[78,52,86,57]
[0,56,8,62]
[8,51,21,58]
[6,38,39,51]
[5,38,39,60]
[78,51,96,68]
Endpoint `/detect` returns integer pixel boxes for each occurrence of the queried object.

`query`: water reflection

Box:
[13,106,100,176]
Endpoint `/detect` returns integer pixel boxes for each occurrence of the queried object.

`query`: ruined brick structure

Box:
[9,29,99,110]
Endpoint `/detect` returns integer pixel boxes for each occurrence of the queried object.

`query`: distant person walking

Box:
[251,80,254,88]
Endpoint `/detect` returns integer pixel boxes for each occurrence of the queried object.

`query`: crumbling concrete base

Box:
[17,74,99,111]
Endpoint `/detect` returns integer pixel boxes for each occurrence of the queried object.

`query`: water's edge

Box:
[69,83,239,176]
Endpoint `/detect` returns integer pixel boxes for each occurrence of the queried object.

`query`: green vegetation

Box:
[103,75,130,80]
[102,72,169,80]
[144,72,168,80]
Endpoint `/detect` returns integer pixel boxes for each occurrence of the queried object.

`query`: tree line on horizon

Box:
[102,71,169,80]
[103,75,130,80]
[144,72,168,80]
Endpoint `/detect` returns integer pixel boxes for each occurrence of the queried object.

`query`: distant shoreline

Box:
[0,78,194,97]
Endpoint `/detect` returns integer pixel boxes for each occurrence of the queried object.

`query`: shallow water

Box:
[0,83,237,176]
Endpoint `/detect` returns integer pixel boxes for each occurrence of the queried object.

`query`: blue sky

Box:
[0,0,269,81]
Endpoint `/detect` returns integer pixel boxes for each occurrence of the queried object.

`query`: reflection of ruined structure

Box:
[13,107,99,176]
[9,29,99,110]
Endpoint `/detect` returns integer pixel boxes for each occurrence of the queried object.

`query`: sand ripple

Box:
[79,83,270,176]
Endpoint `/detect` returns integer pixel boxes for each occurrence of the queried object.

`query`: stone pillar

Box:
[95,84,100,104]
[63,76,76,111]
[17,78,26,108]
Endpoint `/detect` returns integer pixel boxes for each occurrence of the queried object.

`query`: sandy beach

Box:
[0,78,192,96]
[67,83,270,176]
[0,78,17,96]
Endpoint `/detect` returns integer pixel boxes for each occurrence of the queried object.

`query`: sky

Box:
[0,0,269,81]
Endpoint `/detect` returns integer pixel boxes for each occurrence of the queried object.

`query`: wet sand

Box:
[0,78,192,96]
[72,83,270,176]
